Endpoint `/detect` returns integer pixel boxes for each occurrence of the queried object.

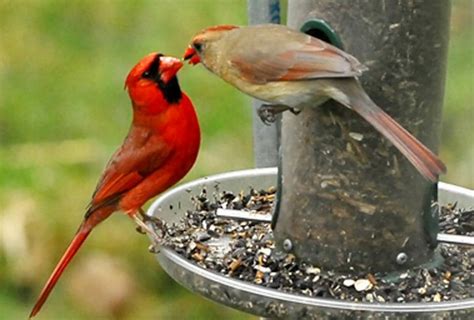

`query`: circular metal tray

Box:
[147,168,474,319]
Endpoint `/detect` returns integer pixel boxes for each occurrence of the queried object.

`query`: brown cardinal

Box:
[184,24,446,182]
[29,53,200,318]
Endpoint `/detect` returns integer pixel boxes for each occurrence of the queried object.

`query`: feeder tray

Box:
[147,168,474,319]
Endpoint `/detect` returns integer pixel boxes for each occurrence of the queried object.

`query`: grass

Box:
[0,1,472,319]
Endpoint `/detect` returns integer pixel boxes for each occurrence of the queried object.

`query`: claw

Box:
[289,107,301,115]
[257,105,277,125]
[257,104,300,125]
[135,225,146,235]
[138,208,167,236]
[132,213,163,244]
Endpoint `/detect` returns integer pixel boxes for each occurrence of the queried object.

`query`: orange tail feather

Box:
[331,79,446,182]
[29,227,91,318]
[371,111,446,181]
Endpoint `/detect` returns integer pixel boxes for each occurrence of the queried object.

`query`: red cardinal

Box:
[29,53,200,318]
[184,24,446,182]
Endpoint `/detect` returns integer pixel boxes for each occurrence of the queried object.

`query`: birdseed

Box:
[154,187,473,303]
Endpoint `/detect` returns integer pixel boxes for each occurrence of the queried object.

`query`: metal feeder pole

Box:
[274,0,451,272]
[248,0,281,168]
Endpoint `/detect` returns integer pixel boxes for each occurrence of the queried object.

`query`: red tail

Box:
[368,111,446,181]
[29,227,91,318]
[332,79,446,182]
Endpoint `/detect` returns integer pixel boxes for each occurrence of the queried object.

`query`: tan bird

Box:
[184,24,446,182]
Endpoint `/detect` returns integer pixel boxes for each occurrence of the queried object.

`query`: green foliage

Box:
[442,0,474,186]
[0,1,252,319]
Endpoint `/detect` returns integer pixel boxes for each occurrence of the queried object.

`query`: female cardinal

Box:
[184,24,446,182]
[29,53,200,318]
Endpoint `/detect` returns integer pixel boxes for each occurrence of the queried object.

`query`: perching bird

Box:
[29,53,201,318]
[184,24,446,182]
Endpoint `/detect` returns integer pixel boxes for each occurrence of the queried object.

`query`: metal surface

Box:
[248,0,281,167]
[437,233,474,246]
[216,208,272,223]
[275,0,451,272]
[147,167,474,320]
[219,208,473,246]
[439,182,474,209]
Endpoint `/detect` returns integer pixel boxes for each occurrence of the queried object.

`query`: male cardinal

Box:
[184,24,446,182]
[29,53,200,318]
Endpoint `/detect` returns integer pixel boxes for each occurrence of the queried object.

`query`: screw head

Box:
[282,239,293,252]
[396,252,408,265]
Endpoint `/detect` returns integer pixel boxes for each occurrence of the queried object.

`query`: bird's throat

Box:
[158,77,182,105]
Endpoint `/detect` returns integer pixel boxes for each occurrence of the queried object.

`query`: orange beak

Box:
[159,56,184,84]
[183,46,201,65]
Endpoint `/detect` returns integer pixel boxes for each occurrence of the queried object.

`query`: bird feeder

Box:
[274,0,449,272]
[149,169,473,319]
[147,0,474,318]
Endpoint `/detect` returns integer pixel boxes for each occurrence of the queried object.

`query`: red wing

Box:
[87,128,172,214]
[231,35,366,84]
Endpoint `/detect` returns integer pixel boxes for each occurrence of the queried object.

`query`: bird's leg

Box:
[132,212,162,245]
[257,104,300,125]
[138,208,166,236]
[137,208,152,222]
[134,209,147,235]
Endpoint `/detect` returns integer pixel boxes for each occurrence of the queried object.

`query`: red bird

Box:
[184,24,446,182]
[29,53,200,318]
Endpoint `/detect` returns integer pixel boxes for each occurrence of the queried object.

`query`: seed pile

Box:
[440,203,474,236]
[156,187,473,303]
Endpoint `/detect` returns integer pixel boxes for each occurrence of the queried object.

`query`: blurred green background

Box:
[0,1,472,319]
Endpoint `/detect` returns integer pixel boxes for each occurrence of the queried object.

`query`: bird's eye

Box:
[193,42,203,52]
[141,54,161,80]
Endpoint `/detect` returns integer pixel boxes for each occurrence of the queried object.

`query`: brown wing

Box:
[86,127,173,216]
[229,24,367,84]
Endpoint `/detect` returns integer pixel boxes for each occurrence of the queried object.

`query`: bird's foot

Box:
[133,213,163,245]
[257,104,281,125]
[257,104,300,125]
[289,107,301,115]
[138,208,167,234]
